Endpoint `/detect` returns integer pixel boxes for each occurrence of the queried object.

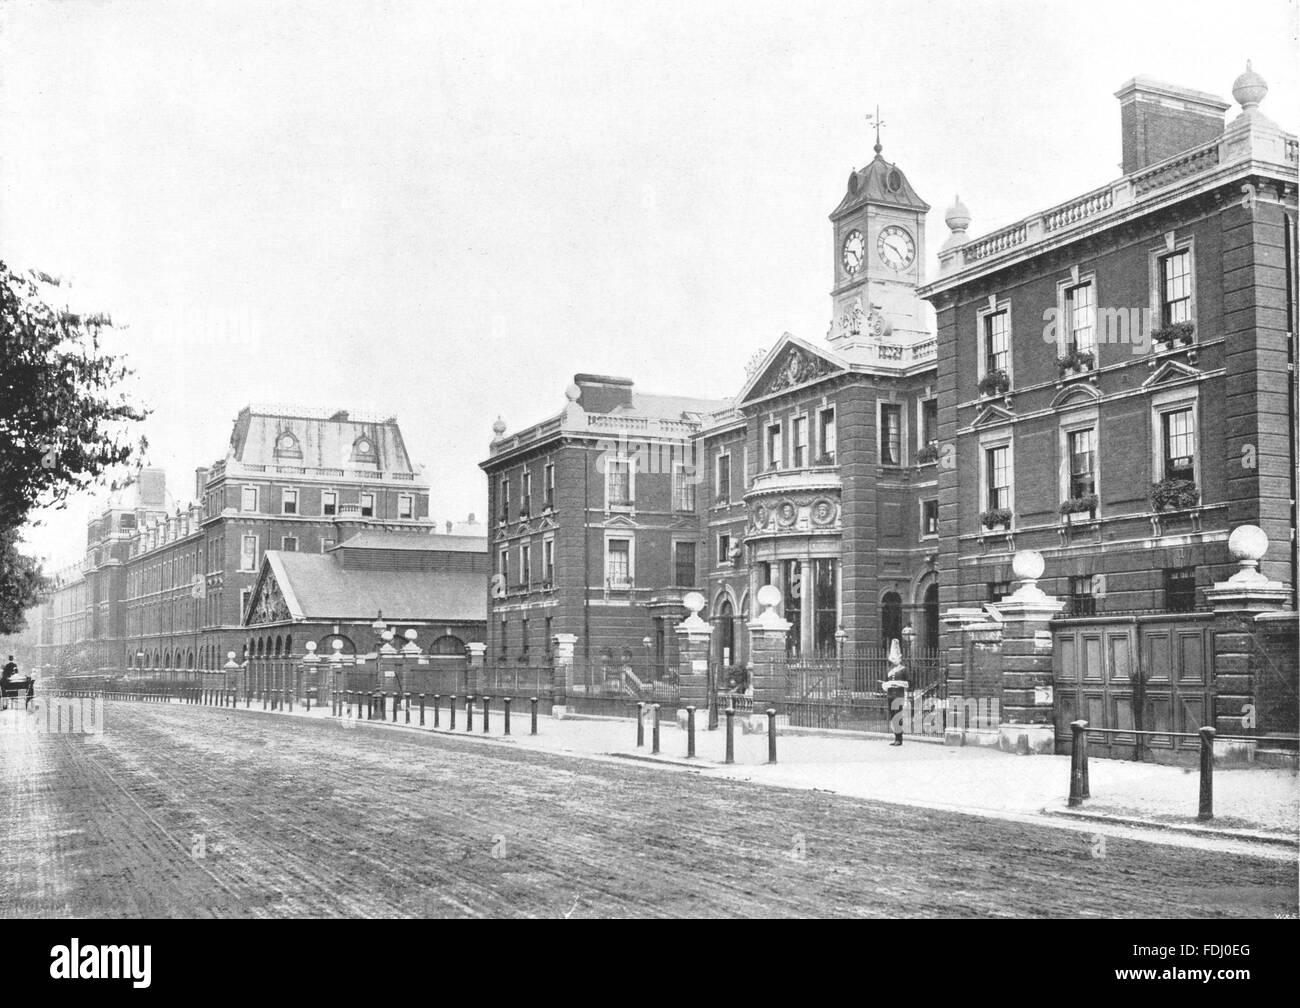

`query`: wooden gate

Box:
[1053,615,1214,759]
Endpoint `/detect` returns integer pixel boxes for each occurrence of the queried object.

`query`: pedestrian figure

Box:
[879,640,909,746]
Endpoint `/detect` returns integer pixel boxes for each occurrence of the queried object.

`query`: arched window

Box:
[163,650,171,670]
[186,651,193,669]
[881,592,902,649]
[285,635,292,657]
[275,636,283,658]
[429,635,464,656]
[716,599,735,664]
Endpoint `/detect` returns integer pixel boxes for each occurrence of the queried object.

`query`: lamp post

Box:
[901,623,916,657]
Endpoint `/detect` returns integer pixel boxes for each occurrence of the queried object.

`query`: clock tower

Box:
[827,137,931,356]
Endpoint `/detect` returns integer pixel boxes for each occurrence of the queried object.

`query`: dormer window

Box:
[275,430,302,459]
[350,434,379,465]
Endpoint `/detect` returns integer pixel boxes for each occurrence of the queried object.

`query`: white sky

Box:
[3,0,1297,567]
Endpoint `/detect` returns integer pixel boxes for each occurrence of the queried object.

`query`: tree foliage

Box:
[0,261,150,633]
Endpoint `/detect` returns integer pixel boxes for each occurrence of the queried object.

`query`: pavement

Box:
[105,692,1298,851]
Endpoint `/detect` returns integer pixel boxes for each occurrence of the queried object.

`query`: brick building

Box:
[484,139,941,672]
[480,376,727,680]
[481,64,1296,743]
[918,66,1297,616]
[18,405,467,679]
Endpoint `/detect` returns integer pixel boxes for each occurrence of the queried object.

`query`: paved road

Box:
[2,702,1295,918]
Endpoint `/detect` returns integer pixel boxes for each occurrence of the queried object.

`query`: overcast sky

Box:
[3,0,1296,567]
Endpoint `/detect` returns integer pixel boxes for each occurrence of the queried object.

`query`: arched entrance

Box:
[923,583,940,650]
[716,599,735,665]
[881,592,902,649]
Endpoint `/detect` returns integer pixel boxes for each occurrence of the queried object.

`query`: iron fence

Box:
[566,658,679,718]
[778,647,945,733]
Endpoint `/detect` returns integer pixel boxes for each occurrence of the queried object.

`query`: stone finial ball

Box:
[945,195,971,231]
[1011,549,1045,581]
[683,590,706,615]
[305,640,316,652]
[491,417,507,436]
[404,628,417,641]
[757,584,782,611]
[1232,61,1268,110]
[226,651,235,660]
[331,638,344,651]
[1228,524,1268,562]
[564,383,582,402]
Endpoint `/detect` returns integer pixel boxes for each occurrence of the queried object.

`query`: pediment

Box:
[738,333,847,404]
[1142,360,1201,389]
[603,513,640,529]
[971,403,1016,427]
[245,557,297,626]
[1049,383,1101,409]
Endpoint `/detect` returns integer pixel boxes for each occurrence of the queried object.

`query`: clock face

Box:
[877,225,916,271]
[279,434,295,450]
[841,230,865,276]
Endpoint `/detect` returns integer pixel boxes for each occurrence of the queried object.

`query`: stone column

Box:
[301,643,320,704]
[991,550,1062,755]
[465,642,486,697]
[675,592,712,728]
[748,584,791,729]
[940,608,1002,747]
[1205,525,1292,762]
[222,651,241,696]
[550,633,577,716]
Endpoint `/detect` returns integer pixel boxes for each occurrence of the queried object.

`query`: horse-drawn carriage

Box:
[1,675,34,711]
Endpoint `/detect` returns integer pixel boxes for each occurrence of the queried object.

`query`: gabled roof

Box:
[737,333,849,404]
[247,550,486,625]
[830,153,930,220]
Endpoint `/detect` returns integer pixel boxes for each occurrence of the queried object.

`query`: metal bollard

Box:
[1198,726,1216,821]
[482,696,491,733]
[724,705,735,765]
[404,693,411,725]
[1068,720,1088,807]
[346,692,353,718]
[287,689,293,713]
[391,693,398,723]
[636,702,645,748]
[686,705,696,758]
[465,695,474,732]
[530,696,538,736]
[434,694,441,729]
[245,690,250,709]
[502,697,511,736]
[449,695,456,730]
[651,703,661,755]
[766,708,778,764]
[306,691,312,712]
[419,694,426,727]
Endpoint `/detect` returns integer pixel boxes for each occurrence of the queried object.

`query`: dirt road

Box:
[2,703,1294,918]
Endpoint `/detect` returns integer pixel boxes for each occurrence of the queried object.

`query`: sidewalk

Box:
[152,695,1300,850]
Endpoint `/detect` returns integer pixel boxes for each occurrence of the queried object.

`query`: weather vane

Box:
[866,106,885,154]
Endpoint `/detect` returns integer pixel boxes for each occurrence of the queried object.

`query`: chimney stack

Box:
[194,467,209,501]
[1115,77,1230,174]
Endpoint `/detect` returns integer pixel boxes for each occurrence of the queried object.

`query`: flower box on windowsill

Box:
[979,508,1013,532]
[1151,321,1196,353]
[1059,494,1098,520]
[977,370,1010,398]
[813,453,836,467]
[916,442,941,466]
[1056,349,1097,384]
[1149,477,1199,513]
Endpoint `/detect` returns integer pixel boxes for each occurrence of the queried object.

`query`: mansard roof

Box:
[830,153,930,220]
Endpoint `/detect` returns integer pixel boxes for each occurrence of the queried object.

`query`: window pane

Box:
[987,446,1010,509]
[1162,408,1195,479]
[985,311,1008,372]
[1161,251,1191,325]
[606,539,630,583]
[1067,283,1095,354]
[881,405,901,465]
[820,409,837,462]
[607,460,630,504]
